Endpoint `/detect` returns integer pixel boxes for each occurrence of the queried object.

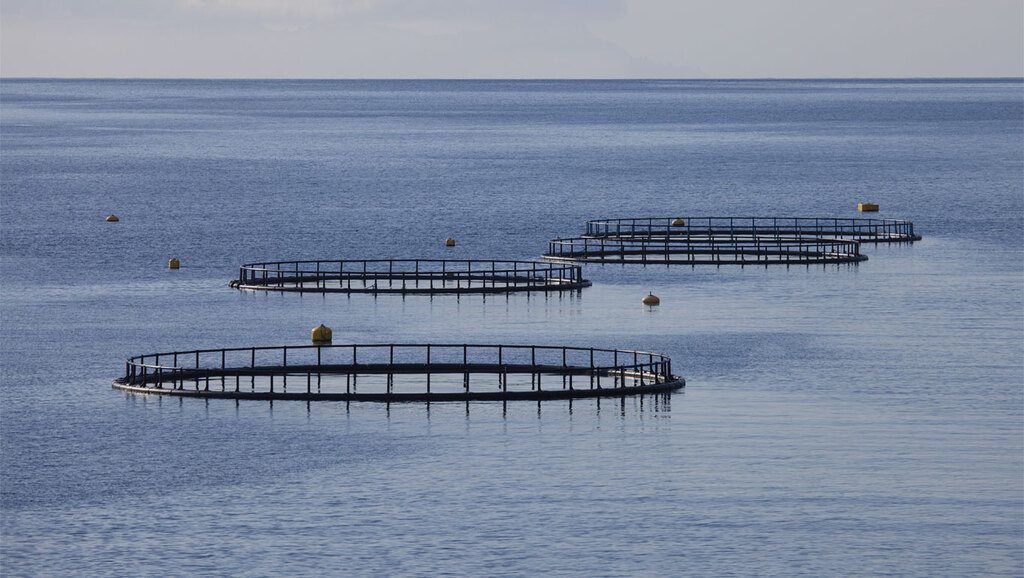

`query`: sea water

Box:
[1,79,1022,576]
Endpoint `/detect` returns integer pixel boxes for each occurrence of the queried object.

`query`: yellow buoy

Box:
[167,257,180,269]
[857,203,880,212]
[671,218,686,227]
[445,238,456,247]
[105,214,120,222]
[311,324,333,344]
[642,293,660,306]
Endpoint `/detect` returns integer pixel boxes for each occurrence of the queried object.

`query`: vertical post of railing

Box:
[529,346,539,391]
[388,345,394,395]
[589,349,594,389]
[497,345,504,391]
[426,345,431,394]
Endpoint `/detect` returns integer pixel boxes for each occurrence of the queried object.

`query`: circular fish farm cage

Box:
[112,344,684,402]
[230,259,591,294]
[584,217,921,243]
[544,235,867,265]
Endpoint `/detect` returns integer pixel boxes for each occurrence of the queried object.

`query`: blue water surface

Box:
[1,79,1022,576]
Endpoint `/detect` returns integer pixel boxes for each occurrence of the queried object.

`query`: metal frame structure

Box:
[231,259,590,294]
[113,343,684,402]
[544,235,866,265]
[583,216,920,243]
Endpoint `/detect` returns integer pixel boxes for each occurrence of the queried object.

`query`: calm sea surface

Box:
[1,79,1022,576]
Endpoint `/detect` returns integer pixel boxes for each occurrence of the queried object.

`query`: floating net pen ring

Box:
[543,236,867,265]
[230,259,591,294]
[113,343,684,402]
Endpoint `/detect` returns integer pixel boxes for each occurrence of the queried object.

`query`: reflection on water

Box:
[121,390,678,421]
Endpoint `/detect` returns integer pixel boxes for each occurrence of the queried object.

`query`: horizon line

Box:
[2,76,1022,82]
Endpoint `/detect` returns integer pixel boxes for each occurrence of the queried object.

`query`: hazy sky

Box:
[2,0,1021,78]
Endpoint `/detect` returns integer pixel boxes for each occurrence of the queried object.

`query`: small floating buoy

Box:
[671,218,686,227]
[642,293,660,306]
[445,238,456,247]
[105,214,120,222]
[857,203,879,212]
[167,257,180,269]
[311,324,333,344]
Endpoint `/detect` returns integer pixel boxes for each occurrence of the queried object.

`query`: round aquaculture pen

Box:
[543,235,867,265]
[584,216,920,243]
[230,259,591,294]
[112,344,684,402]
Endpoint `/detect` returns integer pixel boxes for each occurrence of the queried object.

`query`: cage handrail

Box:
[582,216,918,241]
[124,343,671,368]
[115,342,685,402]
[544,235,865,263]
[233,259,590,293]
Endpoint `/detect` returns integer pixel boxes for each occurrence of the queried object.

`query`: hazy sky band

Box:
[2,0,1022,78]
